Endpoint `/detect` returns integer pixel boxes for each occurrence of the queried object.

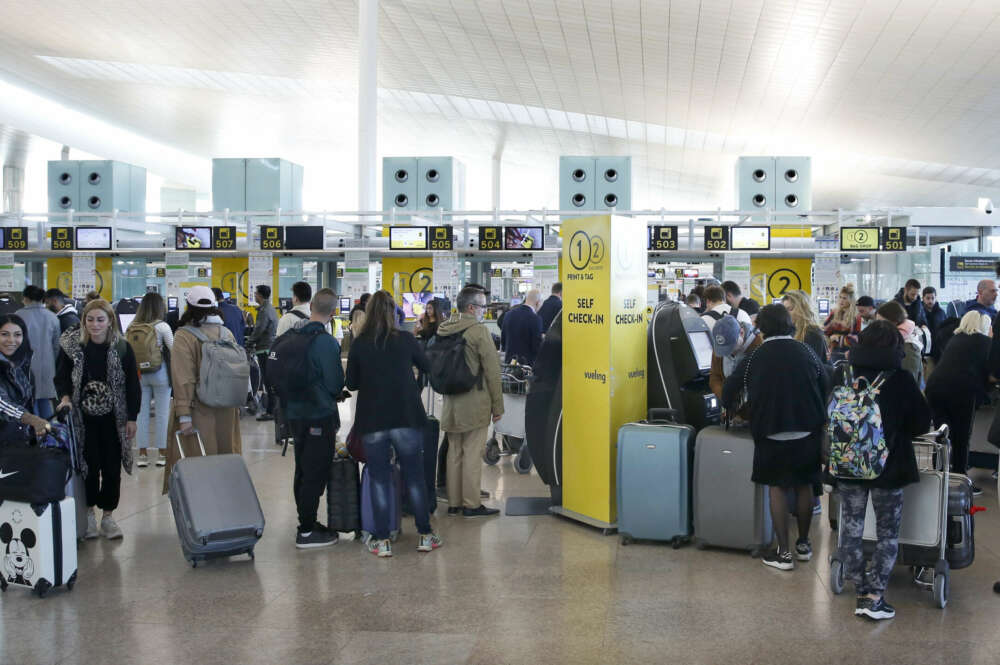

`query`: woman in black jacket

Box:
[835,320,929,620]
[0,314,50,439]
[345,290,441,558]
[723,304,828,571]
[925,311,992,491]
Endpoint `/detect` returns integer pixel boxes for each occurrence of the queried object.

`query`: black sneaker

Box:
[972,484,983,497]
[858,597,895,620]
[296,527,338,550]
[463,505,500,518]
[256,414,274,422]
[854,596,867,616]
[794,538,813,561]
[480,490,490,499]
[913,566,934,588]
[447,507,462,516]
[761,550,794,571]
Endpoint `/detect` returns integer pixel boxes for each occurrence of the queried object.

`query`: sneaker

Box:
[794,538,813,561]
[100,514,123,540]
[858,597,896,620]
[913,566,934,588]
[854,596,867,616]
[447,507,461,516]
[256,414,274,422]
[416,533,443,552]
[367,538,393,557]
[136,454,149,468]
[295,528,338,550]
[972,484,983,497]
[812,501,822,516]
[480,490,490,499]
[463,505,500,518]
[85,511,99,539]
[156,453,166,467]
[761,550,794,571]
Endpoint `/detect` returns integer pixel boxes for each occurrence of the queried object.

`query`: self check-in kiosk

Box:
[647,301,721,431]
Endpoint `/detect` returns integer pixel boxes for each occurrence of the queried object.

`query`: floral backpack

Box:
[827,366,893,480]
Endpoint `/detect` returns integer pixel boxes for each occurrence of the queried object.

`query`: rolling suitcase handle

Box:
[175,429,206,459]
[646,407,680,424]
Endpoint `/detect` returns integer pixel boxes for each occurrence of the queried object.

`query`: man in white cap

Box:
[708,315,761,421]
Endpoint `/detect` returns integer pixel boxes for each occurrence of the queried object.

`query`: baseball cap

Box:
[856,295,875,307]
[712,316,749,357]
[186,285,217,308]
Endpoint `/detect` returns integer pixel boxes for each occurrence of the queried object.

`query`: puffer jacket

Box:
[0,348,33,420]
[437,313,504,433]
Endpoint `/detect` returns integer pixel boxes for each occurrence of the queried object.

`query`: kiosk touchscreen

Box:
[647,301,721,430]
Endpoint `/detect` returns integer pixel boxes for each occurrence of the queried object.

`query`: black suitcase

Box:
[945,475,976,570]
[326,457,360,534]
[404,390,440,515]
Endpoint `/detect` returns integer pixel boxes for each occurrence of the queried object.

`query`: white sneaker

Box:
[136,454,149,468]
[85,511,99,539]
[101,514,123,540]
[156,453,166,467]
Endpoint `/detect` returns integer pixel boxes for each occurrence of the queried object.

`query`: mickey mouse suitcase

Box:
[0,497,77,597]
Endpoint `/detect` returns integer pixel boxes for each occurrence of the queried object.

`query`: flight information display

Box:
[504,226,544,250]
[283,226,325,250]
[389,226,428,250]
[730,226,771,250]
[76,227,112,250]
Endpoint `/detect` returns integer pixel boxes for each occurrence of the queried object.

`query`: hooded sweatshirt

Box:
[436,313,504,433]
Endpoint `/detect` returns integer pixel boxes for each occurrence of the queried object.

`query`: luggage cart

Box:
[484,362,533,474]
[829,425,954,608]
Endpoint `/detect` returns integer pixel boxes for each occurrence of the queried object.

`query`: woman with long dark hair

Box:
[345,290,441,557]
[56,299,141,540]
[0,314,50,438]
[130,292,174,468]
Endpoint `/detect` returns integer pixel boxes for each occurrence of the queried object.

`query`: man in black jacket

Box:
[501,289,543,365]
[921,287,947,362]
[722,281,759,322]
[44,289,80,333]
[893,279,927,327]
[537,283,562,333]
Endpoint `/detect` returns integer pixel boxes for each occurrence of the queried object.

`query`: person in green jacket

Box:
[438,286,504,518]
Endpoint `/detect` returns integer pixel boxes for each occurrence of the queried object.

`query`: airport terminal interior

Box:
[1,1,1000,663]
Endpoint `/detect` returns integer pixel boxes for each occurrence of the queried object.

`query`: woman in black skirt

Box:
[723,304,828,571]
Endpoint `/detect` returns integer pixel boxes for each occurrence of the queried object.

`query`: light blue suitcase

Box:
[616,418,695,547]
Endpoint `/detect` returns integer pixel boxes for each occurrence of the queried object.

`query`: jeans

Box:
[839,485,904,596]
[34,398,54,420]
[362,427,431,540]
[137,365,171,451]
[290,416,338,533]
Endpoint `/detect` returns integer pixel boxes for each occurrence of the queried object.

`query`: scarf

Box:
[60,332,133,477]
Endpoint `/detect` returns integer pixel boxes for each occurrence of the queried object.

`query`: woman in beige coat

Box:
[162,286,242,493]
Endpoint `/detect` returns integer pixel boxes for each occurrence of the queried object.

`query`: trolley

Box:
[829,425,957,608]
[484,361,533,474]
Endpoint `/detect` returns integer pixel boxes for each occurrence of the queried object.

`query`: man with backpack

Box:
[431,286,503,518]
[701,285,751,330]
[276,281,314,337]
[267,288,345,548]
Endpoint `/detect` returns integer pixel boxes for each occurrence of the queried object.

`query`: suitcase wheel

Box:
[829,558,845,595]
[514,450,532,475]
[695,540,707,551]
[66,572,77,592]
[247,548,255,561]
[191,560,198,569]
[34,580,52,598]
[0,578,7,592]
[933,562,950,609]
[483,438,501,465]
[620,534,632,546]
[671,537,682,550]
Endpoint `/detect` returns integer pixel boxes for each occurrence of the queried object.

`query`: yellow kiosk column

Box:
[556,215,648,529]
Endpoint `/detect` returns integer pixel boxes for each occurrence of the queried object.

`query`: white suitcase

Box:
[0,497,78,597]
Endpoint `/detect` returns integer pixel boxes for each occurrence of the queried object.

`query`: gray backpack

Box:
[182,325,250,408]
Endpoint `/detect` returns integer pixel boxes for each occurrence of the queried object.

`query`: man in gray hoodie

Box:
[16,285,61,418]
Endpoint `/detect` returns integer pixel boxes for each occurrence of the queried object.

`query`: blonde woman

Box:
[780,290,828,362]
[823,284,862,360]
[925,311,992,491]
[55,299,141,540]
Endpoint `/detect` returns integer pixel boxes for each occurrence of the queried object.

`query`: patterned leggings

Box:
[838,485,904,596]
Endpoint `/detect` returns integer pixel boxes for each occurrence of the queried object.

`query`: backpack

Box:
[266,325,323,400]
[126,322,162,374]
[182,325,250,408]
[706,309,730,321]
[826,366,893,480]
[425,330,482,395]
[945,299,966,319]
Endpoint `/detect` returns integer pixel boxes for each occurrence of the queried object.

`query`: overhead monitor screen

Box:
[840,227,880,251]
[389,226,428,250]
[689,331,714,371]
[730,226,771,250]
[401,292,442,319]
[283,225,325,250]
[76,227,112,250]
[504,226,544,250]
[176,226,212,250]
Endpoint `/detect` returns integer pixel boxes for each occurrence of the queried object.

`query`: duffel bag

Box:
[0,445,70,504]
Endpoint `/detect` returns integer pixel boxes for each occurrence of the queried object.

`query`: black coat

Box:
[926,332,992,402]
[722,337,828,445]
[537,295,562,333]
[894,289,927,327]
[500,304,543,365]
[0,348,33,419]
[837,344,929,489]
[922,303,947,360]
[345,331,429,437]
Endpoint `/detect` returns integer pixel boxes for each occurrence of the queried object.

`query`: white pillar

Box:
[358,0,378,212]
[492,126,507,211]
[2,166,24,213]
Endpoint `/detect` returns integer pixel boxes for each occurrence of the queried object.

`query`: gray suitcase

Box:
[167,430,264,567]
[692,425,773,555]
[616,418,694,547]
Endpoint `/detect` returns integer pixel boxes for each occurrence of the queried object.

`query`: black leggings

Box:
[928,391,975,475]
[83,414,122,511]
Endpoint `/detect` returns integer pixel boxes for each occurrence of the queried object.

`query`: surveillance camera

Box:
[979,197,993,214]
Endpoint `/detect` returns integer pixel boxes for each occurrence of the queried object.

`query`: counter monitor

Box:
[504,226,544,251]
[176,226,211,250]
[283,226,325,250]
[76,227,112,250]
[389,226,428,250]
[730,226,770,251]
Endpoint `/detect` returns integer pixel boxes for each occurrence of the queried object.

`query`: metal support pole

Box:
[2,166,24,213]
[358,0,378,213]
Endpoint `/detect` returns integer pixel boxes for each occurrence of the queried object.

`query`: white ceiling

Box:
[3,0,1000,211]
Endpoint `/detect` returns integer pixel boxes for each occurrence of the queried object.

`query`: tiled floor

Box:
[1,401,998,665]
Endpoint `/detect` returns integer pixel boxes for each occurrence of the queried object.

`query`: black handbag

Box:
[0,445,70,504]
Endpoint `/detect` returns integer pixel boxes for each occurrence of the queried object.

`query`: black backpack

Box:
[706,309,731,321]
[426,331,481,394]
[266,325,323,400]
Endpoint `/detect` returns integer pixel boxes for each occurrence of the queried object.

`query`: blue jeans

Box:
[137,365,171,451]
[362,427,431,539]
[34,398,54,420]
